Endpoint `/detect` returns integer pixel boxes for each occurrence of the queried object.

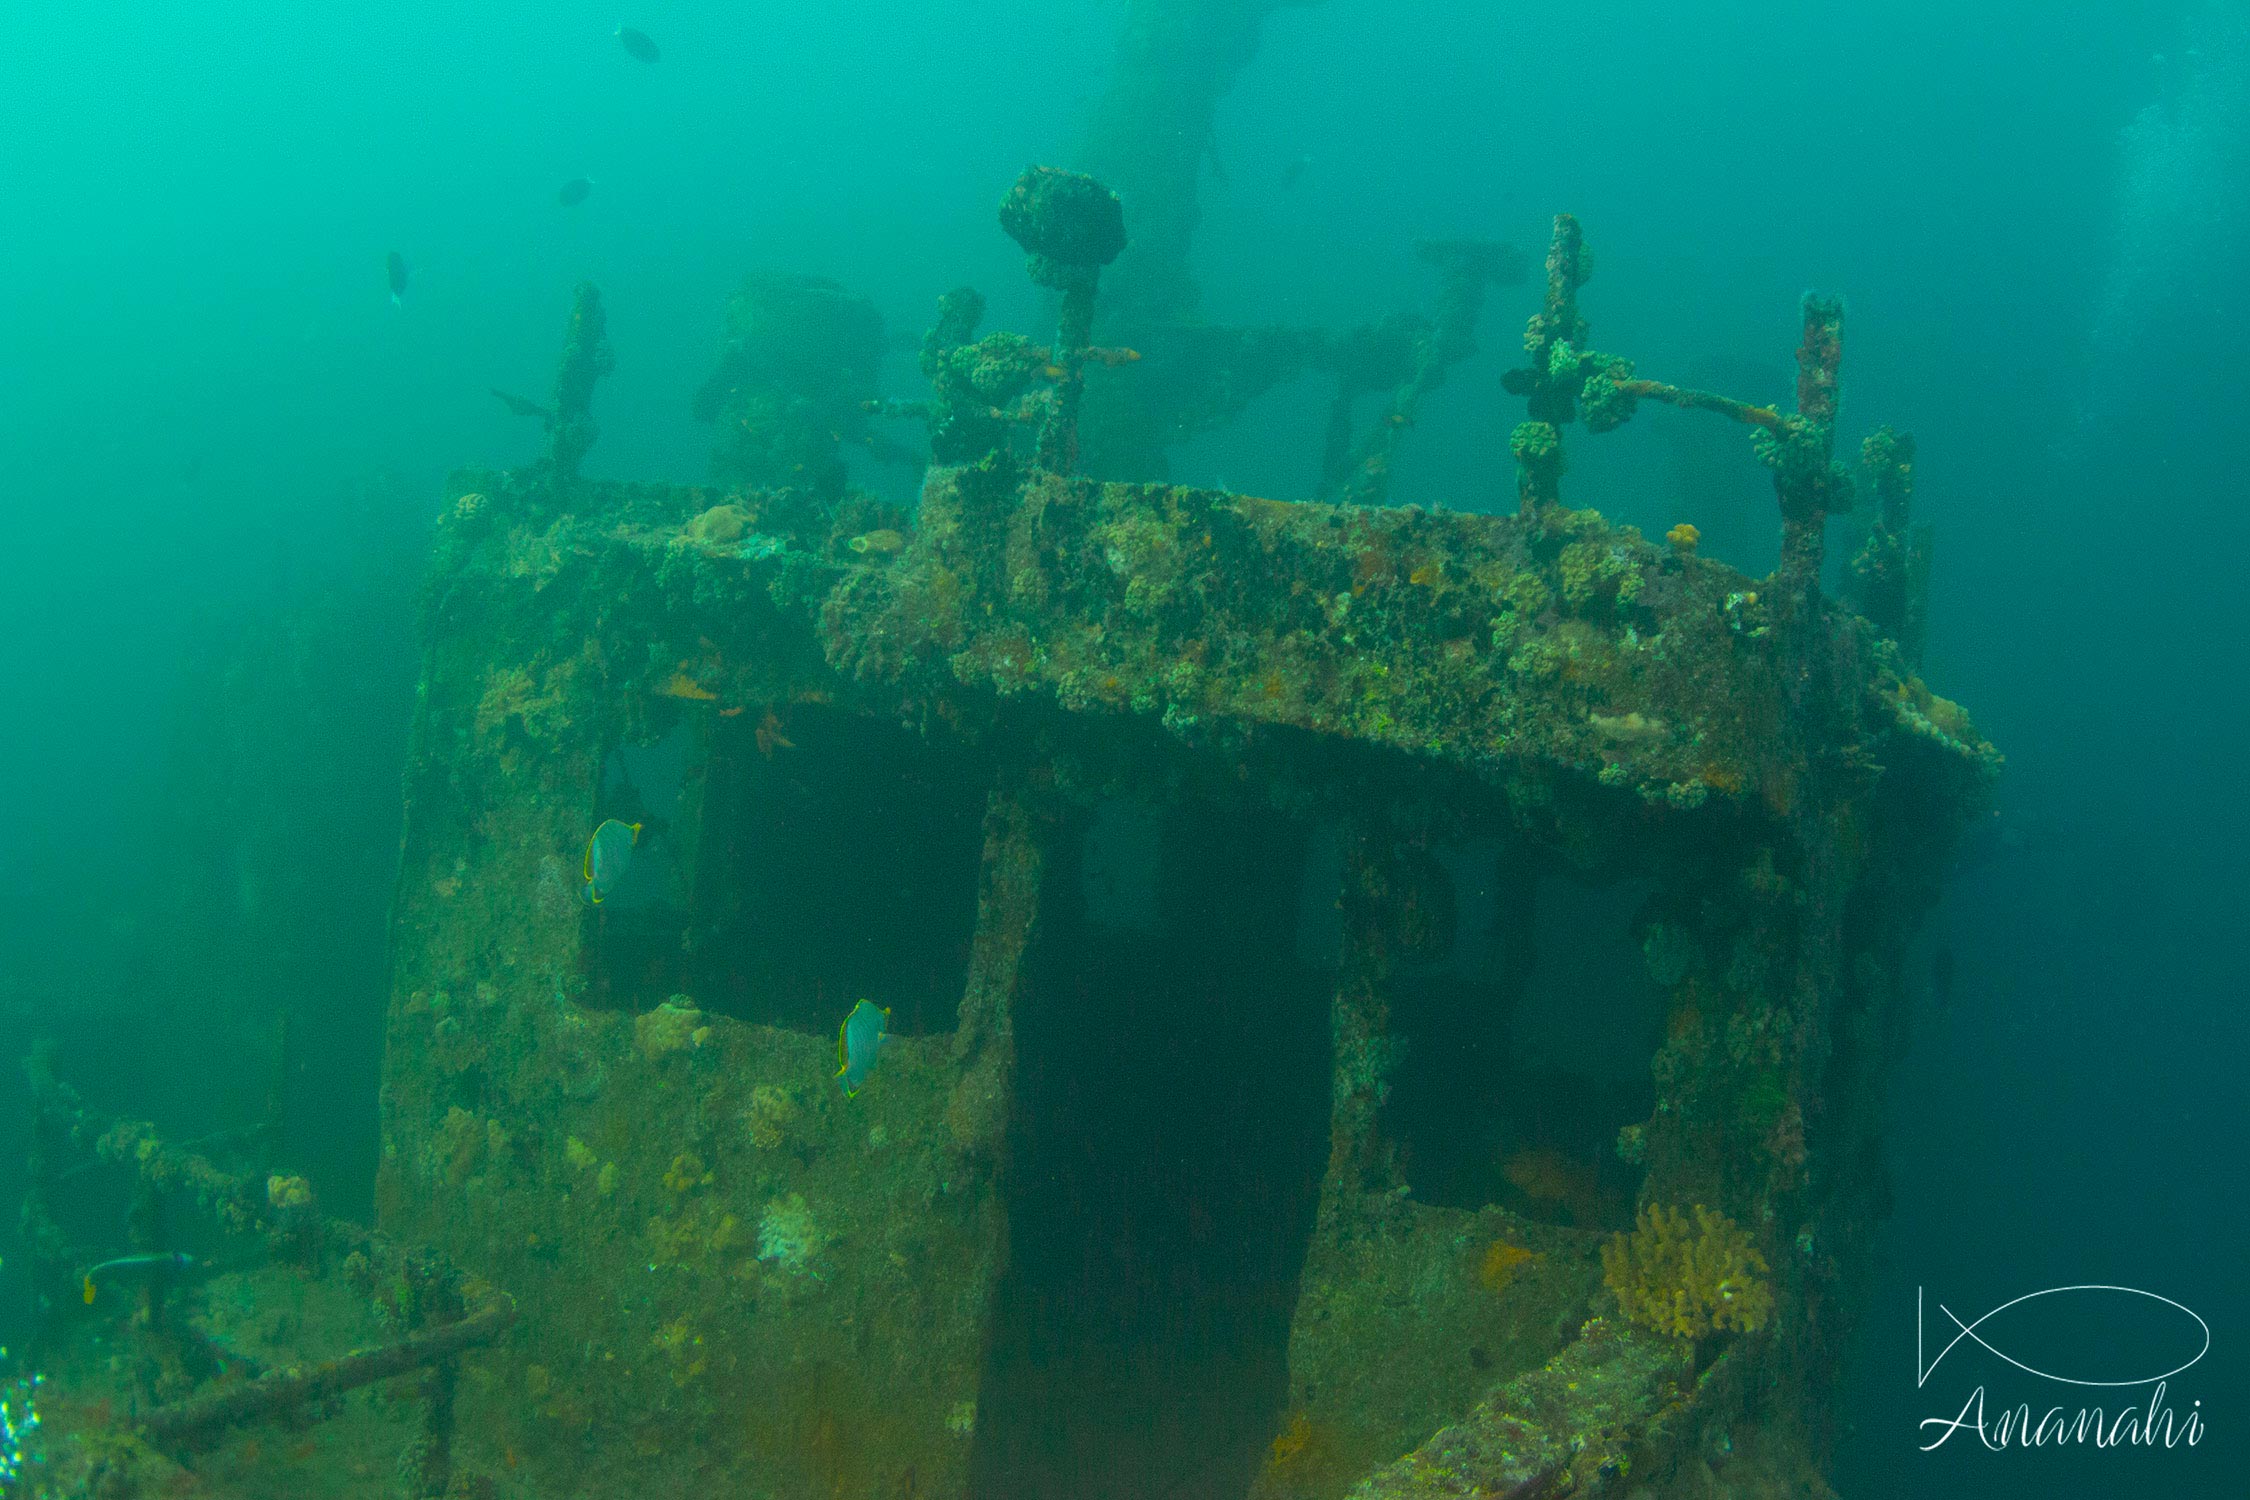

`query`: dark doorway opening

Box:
[1385,853,1660,1229]
[969,792,1333,1500]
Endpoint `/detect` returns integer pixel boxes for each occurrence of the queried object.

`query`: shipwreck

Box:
[372,162,1991,1498]
[20,145,1993,1499]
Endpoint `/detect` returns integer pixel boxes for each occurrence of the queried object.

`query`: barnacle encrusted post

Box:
[1502,214,1594,515]
[1754,293,1853,608]
[909,287,1050,466]
[1600,1202,1774,1343]
[1509,419,1564,515]
[1850,426,1931,666]
[548,281,614,484]
[1524,213,1589,421]
[1000,167,1127,474]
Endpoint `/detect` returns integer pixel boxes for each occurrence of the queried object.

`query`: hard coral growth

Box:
[634,995,709,1060]
[757,1191,829,1274]
[1601,1203,1772,1340]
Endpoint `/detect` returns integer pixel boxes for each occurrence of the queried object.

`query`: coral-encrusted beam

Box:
[1772,294,1847,604]
[1613,378,1787,433]
[1795,294,1844,426]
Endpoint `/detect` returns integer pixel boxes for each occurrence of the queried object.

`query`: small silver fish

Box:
[835,999,889,1097]
[583,819,641,905]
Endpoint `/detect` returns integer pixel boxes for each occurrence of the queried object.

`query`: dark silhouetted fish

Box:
[1931,945,1956,1009]
[559,176,594,207]
[386,250,409,306]
[1281,153,1312,190]
[616,25,660,62]
[491,388,555,425]
[82,1250,197,1305]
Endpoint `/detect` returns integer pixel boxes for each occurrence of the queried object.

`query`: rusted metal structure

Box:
[357,196,1995,1499]
[12,179,1992,1497]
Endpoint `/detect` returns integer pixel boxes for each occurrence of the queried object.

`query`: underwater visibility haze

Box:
[0,2,2244,1497]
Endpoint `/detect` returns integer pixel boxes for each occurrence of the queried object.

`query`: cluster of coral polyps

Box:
[1600,1202,1774,1341]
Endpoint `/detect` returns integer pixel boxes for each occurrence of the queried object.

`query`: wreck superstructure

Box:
[14,168,1994,1496]
[359,197,1996,1498]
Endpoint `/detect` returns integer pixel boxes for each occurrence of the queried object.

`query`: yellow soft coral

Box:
[1601,1203,1773,1339]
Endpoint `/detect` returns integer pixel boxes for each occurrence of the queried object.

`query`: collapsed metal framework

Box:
[21,1043,513,1494]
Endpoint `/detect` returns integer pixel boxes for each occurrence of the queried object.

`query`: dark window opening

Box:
[970,794,1333,1500]
[684,703,988,1034]
[581,721,700,1009]
[1385,854,1660,1228]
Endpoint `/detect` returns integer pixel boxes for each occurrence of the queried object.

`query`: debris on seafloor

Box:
[16,1040,518,1496]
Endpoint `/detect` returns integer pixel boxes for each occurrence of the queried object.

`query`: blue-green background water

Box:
[2,2,2242,1493]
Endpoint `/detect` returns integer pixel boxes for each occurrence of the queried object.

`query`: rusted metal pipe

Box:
[138,1295,515,1445]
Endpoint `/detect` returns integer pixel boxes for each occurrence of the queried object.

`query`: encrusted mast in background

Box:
[1064,0,1531,504]
[1076,0,1314,476]
[547,282,613,484]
